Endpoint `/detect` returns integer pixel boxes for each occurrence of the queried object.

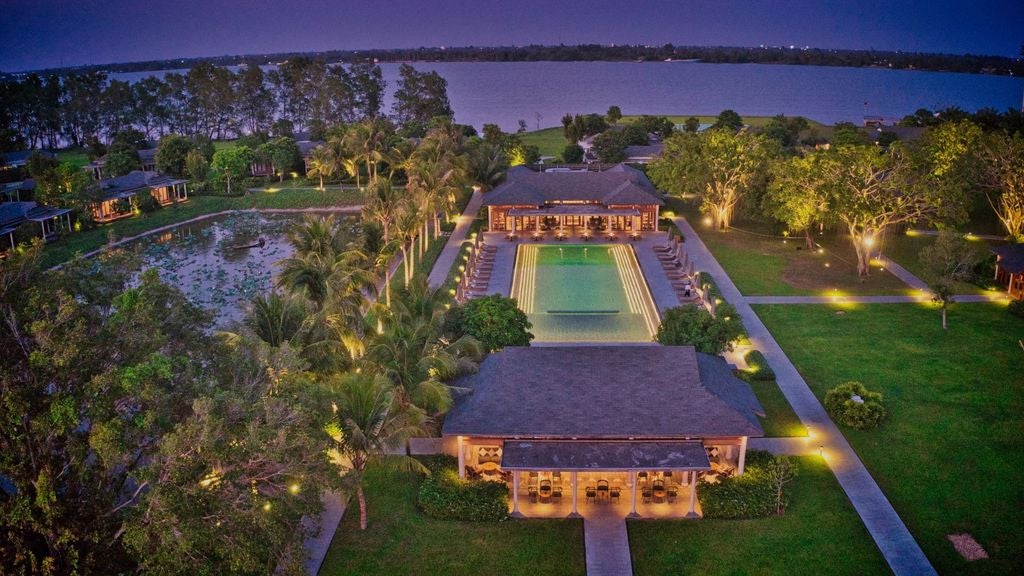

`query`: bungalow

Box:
[298,140,324,174]
[90,171,189,223]
[1,179,36,202]
[87,148,158,180]
[0,200,73,252]
[992,243,1024,300]
[483,164,664,234]
[442,345,764,518]
[624,143,665,164]
[1,150,56,172]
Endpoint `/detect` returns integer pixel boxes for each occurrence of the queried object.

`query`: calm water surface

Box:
[112,61,1024,131]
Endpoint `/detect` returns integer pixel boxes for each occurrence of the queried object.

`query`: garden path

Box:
[427,189,483,287]
[673,216,938,576]
[584,510,634,576]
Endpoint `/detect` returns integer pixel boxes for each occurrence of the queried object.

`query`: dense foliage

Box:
[655,305,744,354]
[449,294,534,352]
[416,456,509,521]
[824,381,886,430]
[698,451,798,519]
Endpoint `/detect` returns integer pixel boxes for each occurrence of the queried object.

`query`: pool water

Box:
[512,244,660,342]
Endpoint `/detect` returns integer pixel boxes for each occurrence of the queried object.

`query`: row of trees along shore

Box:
[647,109,1024,276]
[6,43,1022,78]
[0,111,540,573]
[0,59,462,152]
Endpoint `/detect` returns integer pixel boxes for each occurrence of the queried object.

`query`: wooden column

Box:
[569,471,580,517]
[738,436,748,475]
[511,471,522,517]
[457,436,465,479]
[687,471,698,518]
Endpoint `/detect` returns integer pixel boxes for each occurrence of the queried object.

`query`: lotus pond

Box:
[131,212,360,324]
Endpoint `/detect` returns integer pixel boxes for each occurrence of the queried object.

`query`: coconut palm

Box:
[287,214,349,259]
[365,276,483,415]
[306,145,337,190]
[325,371,426,530]
[245,291,309,347]
[344,118,393,183]
[465,141,509,191]
[392,201,421,285]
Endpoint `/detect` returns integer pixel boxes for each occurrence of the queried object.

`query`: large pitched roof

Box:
[483,164,663,207]
[993,243,1024,274]
[96,171,187,201]
[0,201,70,234]
[442,345,763,439]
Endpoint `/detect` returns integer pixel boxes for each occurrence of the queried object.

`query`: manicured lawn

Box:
[318,468,585,576]
[754,303,1024,575]
[519,127,568,159]
[748,378,806,437]
[39,187,363,268]
[55,148,90,170]
[881,231,991,295]
[669,198,912,296]
[628,457,889,575]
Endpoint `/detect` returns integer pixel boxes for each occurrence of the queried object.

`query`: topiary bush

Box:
[742,350,775,381]
[417,455,509,521]
[824,381,886,429]
[698,450,788,519]
[1008,299,1024,320]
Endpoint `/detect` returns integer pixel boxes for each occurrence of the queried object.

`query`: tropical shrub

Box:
[656,305,744,354]
[136,192,161,214]
[417,456,508,521]
[1007,299,1024,319]
[449,295,534,352]
[698,450,797,518]
[824,381,886,429]
[562,144,584,163]
[742,350,775,381]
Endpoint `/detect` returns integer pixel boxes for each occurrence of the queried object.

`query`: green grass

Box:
[754,302,1024,575]
[881,232,991,295]
[319,467,585,576]
[519,127,568,159]
[55,148,90,170]
[748,379,807,437]
[668,198,912,296]
[40,187,363,268]
[628,457,890,575]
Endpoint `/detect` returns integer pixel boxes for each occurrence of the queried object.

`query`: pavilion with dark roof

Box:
[0,201,73,251]
[89,170,189,223]
[482,164,664,236]
[441,345,764,518]
[992,243,1024,300]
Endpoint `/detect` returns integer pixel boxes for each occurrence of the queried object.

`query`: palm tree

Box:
[392,201,421,285]
[344,118,393,183]
[361,178,403,245]
[325,371,426,530]
[287,214,349,259]
[245,291,309,347]
[306,145,337,190]
[465,141,509,191]
[365,276,483,415]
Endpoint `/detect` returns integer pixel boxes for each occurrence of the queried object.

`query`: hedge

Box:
[698,450,781,519]
[1008,299,1024,320]
[824,381,886,430]
[417,455,509,521]
[742,350,776,381]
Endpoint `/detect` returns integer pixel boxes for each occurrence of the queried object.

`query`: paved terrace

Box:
[673,216,938,576]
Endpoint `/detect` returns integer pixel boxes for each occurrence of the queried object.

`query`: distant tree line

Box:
[6,44,1021,81]
[0,59,459,153]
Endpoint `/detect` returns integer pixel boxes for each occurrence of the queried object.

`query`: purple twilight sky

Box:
[1,0,1022,72]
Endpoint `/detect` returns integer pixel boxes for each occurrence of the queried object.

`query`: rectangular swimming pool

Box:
[511,244,660,342]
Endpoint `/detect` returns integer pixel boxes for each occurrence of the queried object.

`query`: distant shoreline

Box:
[4,43,1021,79]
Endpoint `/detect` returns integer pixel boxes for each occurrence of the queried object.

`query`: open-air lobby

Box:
[440,345,765,519]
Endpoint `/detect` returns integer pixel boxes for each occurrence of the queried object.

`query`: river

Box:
[109,61,1024,131]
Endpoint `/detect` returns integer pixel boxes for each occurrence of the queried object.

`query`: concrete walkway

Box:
[302,491,347,575]
[873,254,930,291]
[427,189,483,287]
[745,293,1005,305]
[673,217,938,576]
[584,511,634,576]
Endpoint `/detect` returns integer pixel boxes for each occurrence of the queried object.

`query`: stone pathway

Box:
[673,217,938,576]
[427,189,483,287]
[745,293,1004,305]
[584,511,634,576]
[302,491,347,575]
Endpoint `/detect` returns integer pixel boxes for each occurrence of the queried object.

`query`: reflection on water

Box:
[134,212,359,325]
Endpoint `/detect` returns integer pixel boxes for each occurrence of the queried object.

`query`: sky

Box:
[1,0,1022,72]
